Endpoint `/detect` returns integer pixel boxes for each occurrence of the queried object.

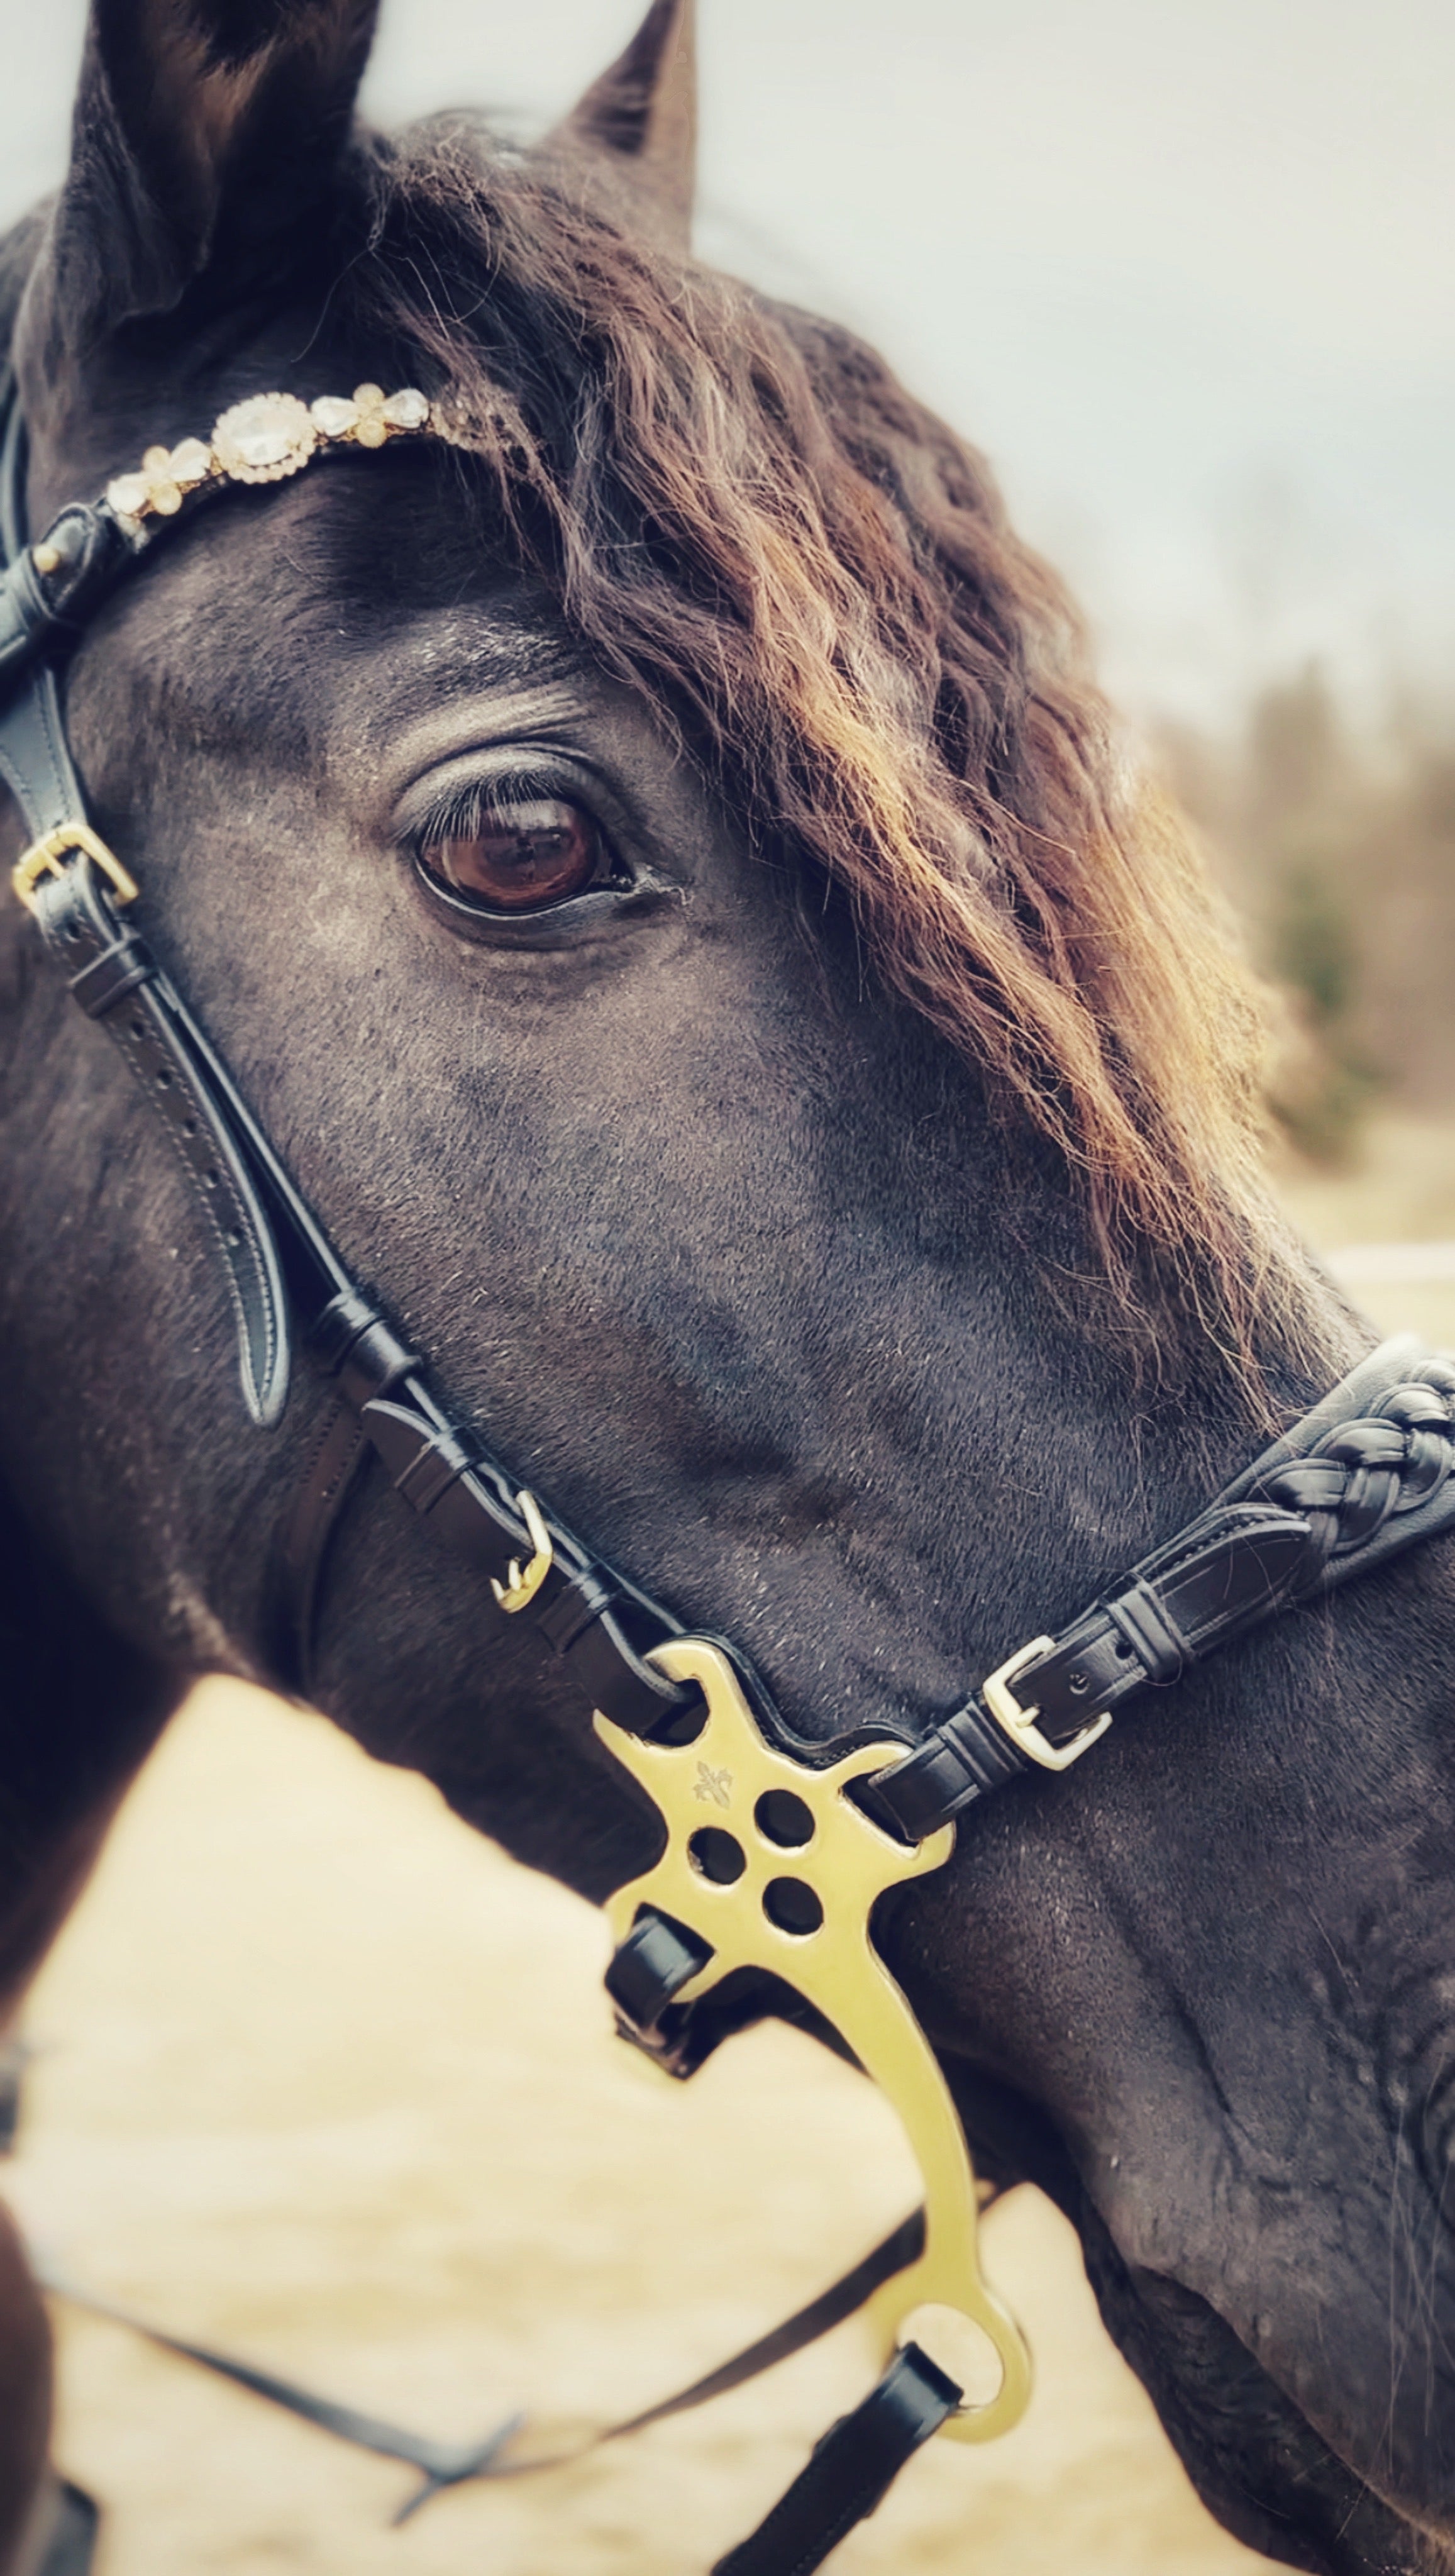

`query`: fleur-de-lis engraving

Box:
[693,1761,733,1809]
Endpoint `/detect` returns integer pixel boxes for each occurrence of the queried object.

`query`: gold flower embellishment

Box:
[101,384,432,529]
[105,438,215,524]
[309,384,431,448]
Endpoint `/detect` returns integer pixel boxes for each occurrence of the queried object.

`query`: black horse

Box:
[1,4,1451,2572]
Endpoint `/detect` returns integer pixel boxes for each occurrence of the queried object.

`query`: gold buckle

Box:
[12,822,140,916]
[982,1637,1112,1772]
[490,1489,554,1613]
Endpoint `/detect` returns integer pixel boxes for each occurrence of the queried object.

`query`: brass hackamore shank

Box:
[596,1637,1032,2443]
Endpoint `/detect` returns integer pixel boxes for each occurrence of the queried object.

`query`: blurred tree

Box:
[1151,660,1455,1166]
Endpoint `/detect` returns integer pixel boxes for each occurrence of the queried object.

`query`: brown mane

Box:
[342,116,1290,1352]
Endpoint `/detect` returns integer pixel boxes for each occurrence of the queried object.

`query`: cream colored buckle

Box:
[981,1636,1112,1772]
[490,1489,554,1613]
[12,822,139,915]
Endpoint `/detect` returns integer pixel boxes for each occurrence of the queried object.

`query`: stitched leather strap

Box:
[274,1407,372,1690]
[868,1340,1455,1839]
[0,398,141,708]
[0,366,700,1725]
[27,853,292,1426]
[359,1391,692,1736]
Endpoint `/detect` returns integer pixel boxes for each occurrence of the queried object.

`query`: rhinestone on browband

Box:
[102,385,433,527]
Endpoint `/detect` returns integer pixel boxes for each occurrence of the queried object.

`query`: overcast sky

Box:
[3,0,1451,725]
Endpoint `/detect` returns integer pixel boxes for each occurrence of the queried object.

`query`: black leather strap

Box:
[868,1342,1455,1840]
[42,2211,930,2533]
[712,2343,961,2576]
[0,660,85,844]
[0,372,704,1726]
[0,398,140,714]
[274,1406,372,1690]
[605,1906,713,2034]
[359,1391,695,1736]
[28,854,292,1426]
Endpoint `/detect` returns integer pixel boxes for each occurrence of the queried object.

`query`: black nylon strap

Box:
[712,2343,961,2576]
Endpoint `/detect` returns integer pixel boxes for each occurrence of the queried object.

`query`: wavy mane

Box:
[340,118,1288,1352]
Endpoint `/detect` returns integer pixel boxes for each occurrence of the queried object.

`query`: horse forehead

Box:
[85,465,590,748]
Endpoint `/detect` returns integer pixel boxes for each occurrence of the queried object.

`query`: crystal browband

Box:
[92,385,435,536]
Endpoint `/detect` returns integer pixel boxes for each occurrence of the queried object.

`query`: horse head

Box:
[1,6,1452,2572]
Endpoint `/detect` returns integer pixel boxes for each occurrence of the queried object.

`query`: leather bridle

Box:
[4,360,1455,2574]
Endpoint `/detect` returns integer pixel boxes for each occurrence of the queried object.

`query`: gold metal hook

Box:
[12,821,139,915]
[490,1489,554,1614]
[596,1636,1033,2446]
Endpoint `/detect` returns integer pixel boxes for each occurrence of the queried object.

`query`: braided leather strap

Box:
[870,1339,1455,1841]
[1236,1343,1455,1578]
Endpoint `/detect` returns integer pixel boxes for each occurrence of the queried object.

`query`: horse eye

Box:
[418,797,609,912]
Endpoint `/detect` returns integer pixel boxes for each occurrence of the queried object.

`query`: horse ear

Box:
[548,0,697,253]
[17,0,379,421]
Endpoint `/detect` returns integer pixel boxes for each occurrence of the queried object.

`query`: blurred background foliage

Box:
[1155,670,1455,1170]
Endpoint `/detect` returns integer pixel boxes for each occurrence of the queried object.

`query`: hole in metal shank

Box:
[755,1789,814,1849]
[687,1827,745,1885]
[898,2304,1005,2408]
[650,1684,708,1748]
[762,1876,823,1936]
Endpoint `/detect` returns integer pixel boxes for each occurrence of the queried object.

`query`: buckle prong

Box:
[982,1637,1112,1772]
[13,822,140,915]
[490,1489,554,1614]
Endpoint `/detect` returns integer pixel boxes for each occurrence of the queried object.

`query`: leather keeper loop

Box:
[337,1321,419,1409]
[392,1426,479,1518]
[1104,1579,1189,1684]
[67,929,154,1018]
[536,1565,619,1656]
[309,1291,388,1375]
[605,1907,712,2035]
[306,1292,418,1402]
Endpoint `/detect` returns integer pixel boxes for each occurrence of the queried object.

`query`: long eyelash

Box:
[407,770,575,849]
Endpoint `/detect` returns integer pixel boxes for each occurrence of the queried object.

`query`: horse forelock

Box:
[326,116,1308,1374]
[4,99,1317,1385]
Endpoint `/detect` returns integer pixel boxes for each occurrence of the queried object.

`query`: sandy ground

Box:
[4,1141,1448,2576]
[5,1683,1278,2576]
